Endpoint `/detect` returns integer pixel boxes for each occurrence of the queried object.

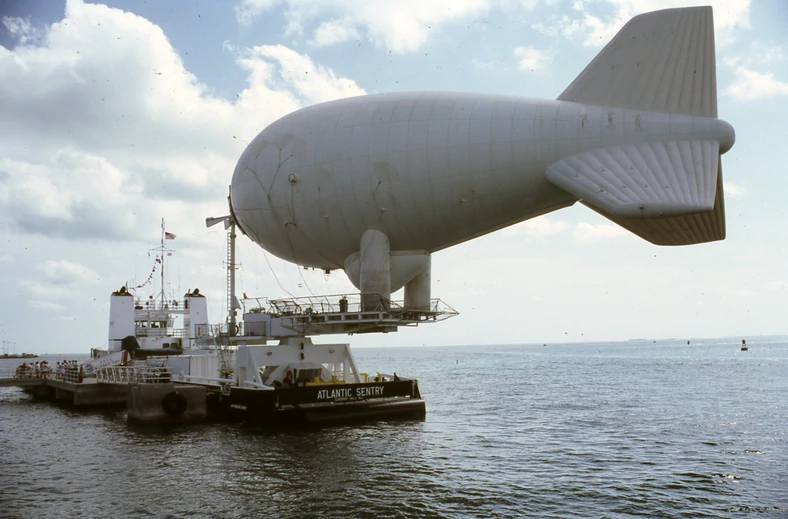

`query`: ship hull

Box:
[207,379,425,426]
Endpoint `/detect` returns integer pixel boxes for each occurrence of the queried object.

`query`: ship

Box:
[2,353,38,359]
[78,219,456,426]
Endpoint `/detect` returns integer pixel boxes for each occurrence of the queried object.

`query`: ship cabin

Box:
[108,287,212,353]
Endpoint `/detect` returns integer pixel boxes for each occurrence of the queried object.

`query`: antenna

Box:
[160,218,165,304]
[152,218,176,303]
[206,213,237,336]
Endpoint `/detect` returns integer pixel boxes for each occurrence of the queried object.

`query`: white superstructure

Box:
[107,287,211,353]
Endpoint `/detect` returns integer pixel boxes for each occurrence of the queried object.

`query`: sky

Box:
[1,0,787,354]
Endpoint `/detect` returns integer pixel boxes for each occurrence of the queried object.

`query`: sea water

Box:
[1,338,786,518]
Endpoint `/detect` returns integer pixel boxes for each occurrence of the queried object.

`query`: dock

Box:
[1,366,209,423]
[1,371,128,406]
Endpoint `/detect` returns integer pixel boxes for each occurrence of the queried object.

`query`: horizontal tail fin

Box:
[588,163,726,245]
[546,141,719,218]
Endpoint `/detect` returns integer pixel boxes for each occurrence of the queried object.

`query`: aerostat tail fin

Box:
[558,6,717,117]
[556,6,726,245]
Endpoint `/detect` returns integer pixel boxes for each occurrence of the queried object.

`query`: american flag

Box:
[165,232,176,240]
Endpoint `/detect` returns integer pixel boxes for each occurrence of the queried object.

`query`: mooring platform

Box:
[1,376,128,407]
[34,378,128,406]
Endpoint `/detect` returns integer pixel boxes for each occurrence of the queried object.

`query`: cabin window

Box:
[295,368,321,383]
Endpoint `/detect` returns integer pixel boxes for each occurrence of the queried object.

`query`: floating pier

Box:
[1,367,202,425]
[0,376,128,407]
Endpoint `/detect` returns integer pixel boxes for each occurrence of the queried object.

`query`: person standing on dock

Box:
[15,363,31,378]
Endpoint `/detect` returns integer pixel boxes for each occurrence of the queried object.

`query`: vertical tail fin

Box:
[558,6,717,117]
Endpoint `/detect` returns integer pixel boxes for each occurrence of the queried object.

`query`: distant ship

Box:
[2,353,38,359]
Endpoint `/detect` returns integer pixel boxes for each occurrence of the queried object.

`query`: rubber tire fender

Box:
[161,392,188,417]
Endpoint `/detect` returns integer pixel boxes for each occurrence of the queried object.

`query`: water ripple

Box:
[2,341,787,518]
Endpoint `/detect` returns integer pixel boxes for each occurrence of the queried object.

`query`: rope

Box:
[131,256,159,290]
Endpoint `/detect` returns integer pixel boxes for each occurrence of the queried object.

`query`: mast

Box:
[155,218,175,303]
[160,218,166,304]
[205,195,237,336]
[228,220,237,336]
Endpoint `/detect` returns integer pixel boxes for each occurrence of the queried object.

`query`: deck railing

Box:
[134,328,187,338]
[56,369,83,383]
[96,366,172,385]
[133,299,188,312]
[242,293,459,323]
[1,367,83,383]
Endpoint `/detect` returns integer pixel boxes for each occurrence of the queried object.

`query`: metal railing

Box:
[242,293,459,322]
[210,323,243,339]
[96,366,172,385]
[54,369,83,383]
[133,299,188,312]
[0,368,17,380]
[1,366,83,383]
[134,327,186,338]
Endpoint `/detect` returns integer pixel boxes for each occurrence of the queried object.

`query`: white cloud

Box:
[572,222,628,243]
[513,46,553,71]
[234,0,492,53]
[310,18,360,47]
[725,66,788,101]
[1,1,371,349]
[241,44,365,104]
[739,43,787,67]
[2,16,43,45]
[28,300,67,312]
[0,151,141,239]
[236,0,751,55]
[0,0,364,242]
[36,259,101,285]
[20,260,101,305]
[722,42,787,101]
[724,180,746,197]
[503,215,569,239]
[235,0,280,26]
[538,0,751,48]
